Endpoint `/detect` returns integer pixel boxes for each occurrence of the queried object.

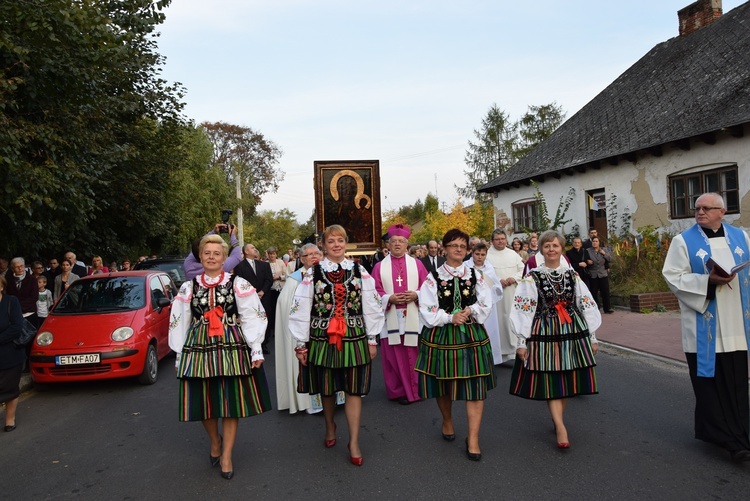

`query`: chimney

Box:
[678,0,722,36]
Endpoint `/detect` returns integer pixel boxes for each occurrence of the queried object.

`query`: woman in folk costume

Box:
[509,230,600,449]
[465,242,504,365]
[169,235,271,480]
[415,228,496,461]
[371,224,429,404]
[288,225,384,466]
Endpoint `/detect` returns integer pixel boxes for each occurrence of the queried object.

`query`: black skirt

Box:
[0,363,23,404]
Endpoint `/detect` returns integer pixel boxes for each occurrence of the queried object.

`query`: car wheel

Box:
[138,344,158,385]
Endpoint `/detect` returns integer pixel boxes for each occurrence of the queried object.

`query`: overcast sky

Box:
[156,0,745,222]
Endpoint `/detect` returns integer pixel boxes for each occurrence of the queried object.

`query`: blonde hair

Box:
[199,234,229,258]
[323,224,348,243]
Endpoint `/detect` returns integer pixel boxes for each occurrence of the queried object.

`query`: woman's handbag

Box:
[14,319,37,347]
[5,300,37,347]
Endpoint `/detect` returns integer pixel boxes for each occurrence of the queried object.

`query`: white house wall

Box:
[491,132,749,239]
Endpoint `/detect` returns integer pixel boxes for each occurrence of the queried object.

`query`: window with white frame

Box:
[669,165,739,218]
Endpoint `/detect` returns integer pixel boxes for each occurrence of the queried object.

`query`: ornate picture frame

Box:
[314,160,381,250]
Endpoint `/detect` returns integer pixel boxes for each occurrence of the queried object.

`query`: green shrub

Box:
[608,225,672,298]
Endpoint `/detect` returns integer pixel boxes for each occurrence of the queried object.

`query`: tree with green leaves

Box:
[245,209,304,254]
[0,0,184,257]
[458,103,566,203]
[457,104,518,201]
[516,103,566,159]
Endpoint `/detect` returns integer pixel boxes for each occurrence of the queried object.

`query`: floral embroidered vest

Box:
[191,276,238,319]
[436,268,478,313]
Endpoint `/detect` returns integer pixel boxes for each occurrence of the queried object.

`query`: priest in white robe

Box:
[662,192,750,463]
[485,229,524,364]
[275,243,324,414]
[372,224,429,404]
[466,242,504,364]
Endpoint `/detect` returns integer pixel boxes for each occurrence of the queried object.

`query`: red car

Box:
[30,271,175,385]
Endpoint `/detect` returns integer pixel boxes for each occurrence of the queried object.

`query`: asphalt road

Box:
[2,346,749,500]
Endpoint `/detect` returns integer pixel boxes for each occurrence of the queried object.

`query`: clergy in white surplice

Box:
[662,192,750,463]
[372,224,429,404]
[466,242,504,364]
[485,229,524,364]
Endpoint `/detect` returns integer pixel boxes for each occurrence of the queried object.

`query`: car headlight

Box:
[36,331,53,346]
[112,327,134,342]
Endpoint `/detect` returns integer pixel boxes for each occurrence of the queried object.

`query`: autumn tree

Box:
[200,121,284,215]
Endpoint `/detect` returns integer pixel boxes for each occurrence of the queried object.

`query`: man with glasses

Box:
[663,192,750,462]
[372,224,429,405]
[275,243,324,414]
[485,229,524,364]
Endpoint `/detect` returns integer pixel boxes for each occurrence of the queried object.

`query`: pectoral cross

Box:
[396,275,404,287]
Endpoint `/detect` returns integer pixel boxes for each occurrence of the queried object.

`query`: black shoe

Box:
[442,433,456,442]
[730,450,750,462]
[397,397,411,405]
[210,435,222,467]
[465,438,481,461]
[4,425,16,432]
[221,470,234,480]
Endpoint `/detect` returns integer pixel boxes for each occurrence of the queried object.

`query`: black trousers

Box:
[588,275,611,312]
[686,351,750,452]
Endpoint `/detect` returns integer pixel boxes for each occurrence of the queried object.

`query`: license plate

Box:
[56,353,101,365]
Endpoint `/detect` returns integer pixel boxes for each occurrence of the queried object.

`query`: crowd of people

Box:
[5,191,748,477]
[160,221,612,479]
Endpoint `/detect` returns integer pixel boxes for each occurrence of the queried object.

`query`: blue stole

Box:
[289,268,304,283]
[683,223,750,377]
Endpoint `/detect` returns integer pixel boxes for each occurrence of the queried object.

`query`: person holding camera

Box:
[184,223,242,281]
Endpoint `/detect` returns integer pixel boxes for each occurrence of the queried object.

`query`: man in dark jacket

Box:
[234,243,274,354]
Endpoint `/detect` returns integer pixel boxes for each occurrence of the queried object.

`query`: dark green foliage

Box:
[0,0,185,258]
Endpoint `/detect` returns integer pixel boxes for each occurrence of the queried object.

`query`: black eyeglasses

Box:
[445,244,467,250]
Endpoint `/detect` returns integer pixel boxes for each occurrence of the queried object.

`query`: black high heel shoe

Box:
[210,435,222,467]
[221,469,234,480]
[465,438,481,461]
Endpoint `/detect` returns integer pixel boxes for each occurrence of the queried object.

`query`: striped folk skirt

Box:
[177,321,271,421]
[415,322,496,401]
[299,324,373,396]
[509,329,598,401]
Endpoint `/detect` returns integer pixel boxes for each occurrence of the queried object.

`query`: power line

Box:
[383,144,465,163]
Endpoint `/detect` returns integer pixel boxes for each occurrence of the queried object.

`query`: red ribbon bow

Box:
[554,302,572,324]
[204,306,224,337]
[327,316,346,351]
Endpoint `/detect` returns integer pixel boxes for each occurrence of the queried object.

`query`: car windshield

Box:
[55,276,146,313]
[134,261,186,287]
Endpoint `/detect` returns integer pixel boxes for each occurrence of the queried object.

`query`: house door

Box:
[586,189,608,242]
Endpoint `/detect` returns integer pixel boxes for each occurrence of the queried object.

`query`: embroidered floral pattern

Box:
[514,295,537,312]
[290,298,300,315]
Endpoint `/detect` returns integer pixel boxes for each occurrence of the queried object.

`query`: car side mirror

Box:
[156,297,171,310]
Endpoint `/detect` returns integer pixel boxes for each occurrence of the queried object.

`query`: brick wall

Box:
[629,292,680,313]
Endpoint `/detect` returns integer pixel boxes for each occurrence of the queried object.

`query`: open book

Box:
[706,257,750,278]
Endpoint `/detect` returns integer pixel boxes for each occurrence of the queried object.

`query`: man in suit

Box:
[419,240,445,279]
[234,243,274,354]
[64,251,88,278]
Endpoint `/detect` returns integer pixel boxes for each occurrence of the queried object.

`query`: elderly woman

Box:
[510,230,601,449]
[288,225,384,466]
[0,276,25,432]
[169,235,271,480]
[566,237,590,288]
[416,229,496,461]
